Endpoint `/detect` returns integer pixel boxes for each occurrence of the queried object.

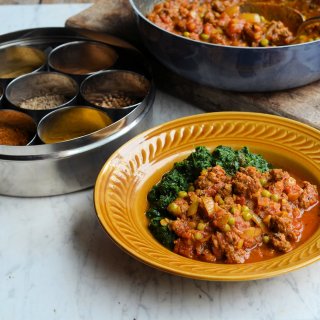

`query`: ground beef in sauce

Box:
[147,0,320,46]
[166,166,319,264]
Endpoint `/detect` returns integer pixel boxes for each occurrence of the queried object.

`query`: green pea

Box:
[167,202,180,215]
[228,217,235,226]
[261,189,271,198]
[200,33,210,41]
[242,211,253,221]
[183,31,190,37]
[223,224,231,232]
[197,222,206,231]
[259,178,267,186]
[260,38,269,47]
[271,194,279,202]
[242,205,250,213]
[263,235,270,244]
[178,191,188,198]
[194,232,203,240]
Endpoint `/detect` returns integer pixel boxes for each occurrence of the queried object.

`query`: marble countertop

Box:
[1,4,320,320]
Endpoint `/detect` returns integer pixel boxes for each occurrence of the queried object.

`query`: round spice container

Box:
[0,46,46,85]
[5,71,79,122]
[80,70,151,119]
[48,41,118,80]
[0,109,36,146]
[37,105,113,144]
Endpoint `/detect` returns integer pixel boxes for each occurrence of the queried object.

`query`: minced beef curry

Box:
[147,146,319,264]
[147,0,320,46]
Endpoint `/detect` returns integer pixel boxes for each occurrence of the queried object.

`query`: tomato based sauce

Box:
[164,166,319,264]
[147,0,320,46]
[247,204,320,263]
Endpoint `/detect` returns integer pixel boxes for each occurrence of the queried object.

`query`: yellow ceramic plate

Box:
[94,112,320,281]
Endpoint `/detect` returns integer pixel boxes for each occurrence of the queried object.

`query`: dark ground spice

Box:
[86,92,140,109]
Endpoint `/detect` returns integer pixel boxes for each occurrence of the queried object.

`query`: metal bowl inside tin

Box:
[80,70,151,119]
[129,0,320,92]
[5,71,79,122]
[0,45,46,87]
[0,109,37,146]
[48,40,119,80]
[37,105,114,144]
[0,27,155,197]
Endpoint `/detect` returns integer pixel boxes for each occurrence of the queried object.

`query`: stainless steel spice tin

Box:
[0,28,155,196]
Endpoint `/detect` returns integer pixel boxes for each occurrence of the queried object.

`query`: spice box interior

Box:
[0,27,155,197]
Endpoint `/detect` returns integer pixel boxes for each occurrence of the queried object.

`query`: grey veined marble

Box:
[1,4,320,320]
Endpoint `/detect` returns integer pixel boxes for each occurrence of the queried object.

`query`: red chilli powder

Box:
[0,110,36,146]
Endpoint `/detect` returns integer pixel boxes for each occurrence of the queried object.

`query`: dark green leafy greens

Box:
[148,217,177,249]
[147,168,188,212]
[147,146,213,211]
[147,145,271,249]
[147,146,213,248]
[212,145,271,176]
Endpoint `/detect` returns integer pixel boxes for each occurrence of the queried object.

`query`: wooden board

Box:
[152,61,320,129]
[65,0,139,43]
[65,0,320,129]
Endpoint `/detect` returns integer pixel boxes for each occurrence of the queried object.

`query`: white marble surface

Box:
[1,4,320,320]
[0,3,91,33]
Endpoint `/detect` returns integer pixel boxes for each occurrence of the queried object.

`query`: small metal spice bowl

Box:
[80,70,151,119]
[48,41,118,81]
[0,46,46,86]
[37,105,113,144]
[5,71,79,122]
[0,109,37,146]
